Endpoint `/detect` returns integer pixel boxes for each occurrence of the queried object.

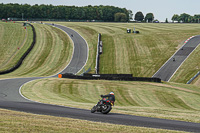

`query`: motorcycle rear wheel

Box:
[101,104,112,114]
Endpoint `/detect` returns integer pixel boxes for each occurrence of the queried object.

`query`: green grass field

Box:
[1,22,199,83]
[56,22,200,84]
[0,23,73,78]
[1,22,200,132]
[21,78,200,123]
[0,109,184,133]
[0,22,32,72]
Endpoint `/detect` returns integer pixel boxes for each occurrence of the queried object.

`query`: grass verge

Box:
[0,23,73,78]
[0,22,32,72]
[55,22,200,84]
[0,108,185,133]
[21,78,200,123]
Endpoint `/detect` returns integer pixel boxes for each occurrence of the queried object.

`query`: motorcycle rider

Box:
[100,92,115,106]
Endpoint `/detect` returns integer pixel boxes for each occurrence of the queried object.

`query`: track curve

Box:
[0,24,200,132]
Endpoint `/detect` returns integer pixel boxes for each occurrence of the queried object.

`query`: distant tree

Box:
[171,14,179,22]
[194,14,200,23]
[188,16,195,23]
[128,10,133,20]
[114,12,127,22]
[179,13,190,23]
[165,18,168,23]
[145,13,154,22]
[0,3,131,22]
[134,11,144,21]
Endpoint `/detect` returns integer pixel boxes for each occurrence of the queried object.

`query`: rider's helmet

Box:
[110,92,114,95]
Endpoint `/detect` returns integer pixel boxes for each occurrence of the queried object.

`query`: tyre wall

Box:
[59,73,161,83]
[0,23,36,74]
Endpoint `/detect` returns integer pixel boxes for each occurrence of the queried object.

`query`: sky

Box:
[0,0,200,22]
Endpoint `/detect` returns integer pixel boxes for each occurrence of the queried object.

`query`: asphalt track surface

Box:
[0,24,200,132]
[153,35,200,81]
[47,23,88,75]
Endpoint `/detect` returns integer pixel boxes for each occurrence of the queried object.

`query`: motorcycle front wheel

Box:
[91,106,96,113]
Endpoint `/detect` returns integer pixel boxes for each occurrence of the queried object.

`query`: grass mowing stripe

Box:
[0,22,31,71]
[155,90,194,110]
[21,78,200,123]
[0,108,183,133]
[99,34,116,73]
[0,23,73,78]
[21,25,53,75]
[54,22,200,83]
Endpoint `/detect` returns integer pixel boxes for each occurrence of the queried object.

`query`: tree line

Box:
[134,11,155,22]
[0,3,131,22]
[133,11,200,23]
[172,13,200,23]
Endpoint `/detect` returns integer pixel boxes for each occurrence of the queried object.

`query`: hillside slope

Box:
[0,22,32,72]
[0,23,73,78]
[22,78,200,123]
[57,22,200,84]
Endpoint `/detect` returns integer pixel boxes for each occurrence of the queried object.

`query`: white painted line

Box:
[168,41,200,82]
[19,78,42,102]
[48,24,89,76]
[19,78,84,110]
[50,24,75,76]
[152,35,196,78]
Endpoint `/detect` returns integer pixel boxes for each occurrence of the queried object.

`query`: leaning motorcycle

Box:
[91,96,113,114]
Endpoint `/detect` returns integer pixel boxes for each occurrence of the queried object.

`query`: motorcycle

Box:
[91,96,113,114]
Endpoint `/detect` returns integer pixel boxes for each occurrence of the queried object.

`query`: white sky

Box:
[0,0,200,21]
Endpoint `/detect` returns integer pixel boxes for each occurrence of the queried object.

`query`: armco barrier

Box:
[95,33,101,74]
[0,23,36,74]
[187,71,200,84]
[59,73,161,83]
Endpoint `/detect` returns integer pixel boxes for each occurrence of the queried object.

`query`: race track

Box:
[0,24,200,132]
[47,23,88,75]
[153,35,200,81]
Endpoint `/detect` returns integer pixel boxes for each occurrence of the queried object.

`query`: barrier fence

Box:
[95,33,101,74]
[0,23,36,74]
[59,73,161,83]
[187,71,200,84]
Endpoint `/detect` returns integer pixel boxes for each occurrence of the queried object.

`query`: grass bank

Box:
[0,23,73,78]
[56,22,200,84]
[56,22,98,74]
[0,109,183,133]
[21,78,200,123]
[0,22,32,72]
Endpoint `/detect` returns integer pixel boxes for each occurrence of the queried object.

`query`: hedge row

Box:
[0,23,36,74]
[59,73,161,83]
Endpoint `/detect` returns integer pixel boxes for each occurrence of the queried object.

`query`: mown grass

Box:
[1,22,199,83]
[1,22,200,131]
[0,22,32,72]
[0,23,73,78]
[0,109,184,133]
[55,22,200,84]
[56,22,98,74]
[21,78,200,123]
